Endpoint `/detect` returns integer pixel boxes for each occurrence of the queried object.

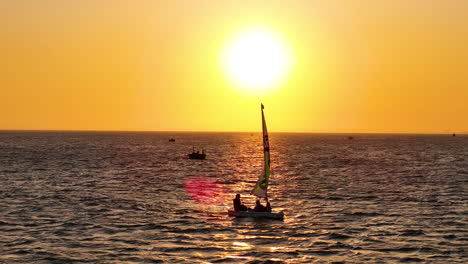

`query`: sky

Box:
[1,0,467,133]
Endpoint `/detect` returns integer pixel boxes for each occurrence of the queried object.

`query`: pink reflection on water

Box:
[184,176,227,205]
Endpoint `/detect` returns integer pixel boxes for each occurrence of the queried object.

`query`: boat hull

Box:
[188,153,206,159]
[228,210,284,220]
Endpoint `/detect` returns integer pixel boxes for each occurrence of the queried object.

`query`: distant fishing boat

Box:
[228,104,284,220]
[188,146,206,160]
[169,138,176,142]
[452,133,456,137]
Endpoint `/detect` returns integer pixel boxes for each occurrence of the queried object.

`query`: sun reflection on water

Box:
[270,246,285,252]
[232,241,252,250]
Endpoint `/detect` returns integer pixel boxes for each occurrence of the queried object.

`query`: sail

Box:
[251,103,271,198]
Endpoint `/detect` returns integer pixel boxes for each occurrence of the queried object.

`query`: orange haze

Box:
[1,0,467,133]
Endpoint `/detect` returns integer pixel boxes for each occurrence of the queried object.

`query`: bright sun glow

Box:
[223,27,292,92]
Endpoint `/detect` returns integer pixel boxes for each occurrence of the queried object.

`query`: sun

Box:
[222,27,292,92]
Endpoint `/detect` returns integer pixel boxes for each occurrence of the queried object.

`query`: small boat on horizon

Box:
[169,138,176,142]
[188,146,206,160]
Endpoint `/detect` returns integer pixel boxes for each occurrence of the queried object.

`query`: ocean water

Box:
[0,131,466,263]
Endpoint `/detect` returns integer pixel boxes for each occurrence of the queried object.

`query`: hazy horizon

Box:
[1,128,466,135]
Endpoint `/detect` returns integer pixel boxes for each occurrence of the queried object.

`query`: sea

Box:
[0,131,466,263]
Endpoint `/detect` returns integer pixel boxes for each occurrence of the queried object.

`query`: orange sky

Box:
[1,0,467,133]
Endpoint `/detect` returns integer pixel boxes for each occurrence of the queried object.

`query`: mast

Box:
[251,103,271,199]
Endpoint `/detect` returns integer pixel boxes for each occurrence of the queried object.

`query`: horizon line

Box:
[0,128,465,135]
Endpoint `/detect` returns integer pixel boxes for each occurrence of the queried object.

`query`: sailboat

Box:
[227,104,284,220]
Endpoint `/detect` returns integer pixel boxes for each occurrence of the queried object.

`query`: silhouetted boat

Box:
[228,210,284,220]
[169,138,176,142]
[228,104,284,220]
[348,136,354,140]
[453,133,456,137]
[188,146,206,159]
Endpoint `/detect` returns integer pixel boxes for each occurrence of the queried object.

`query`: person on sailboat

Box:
[233,194,248,211]
[253,199,267,212]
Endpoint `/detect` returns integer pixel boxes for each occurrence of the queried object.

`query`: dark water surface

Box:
[0,131,467,263]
